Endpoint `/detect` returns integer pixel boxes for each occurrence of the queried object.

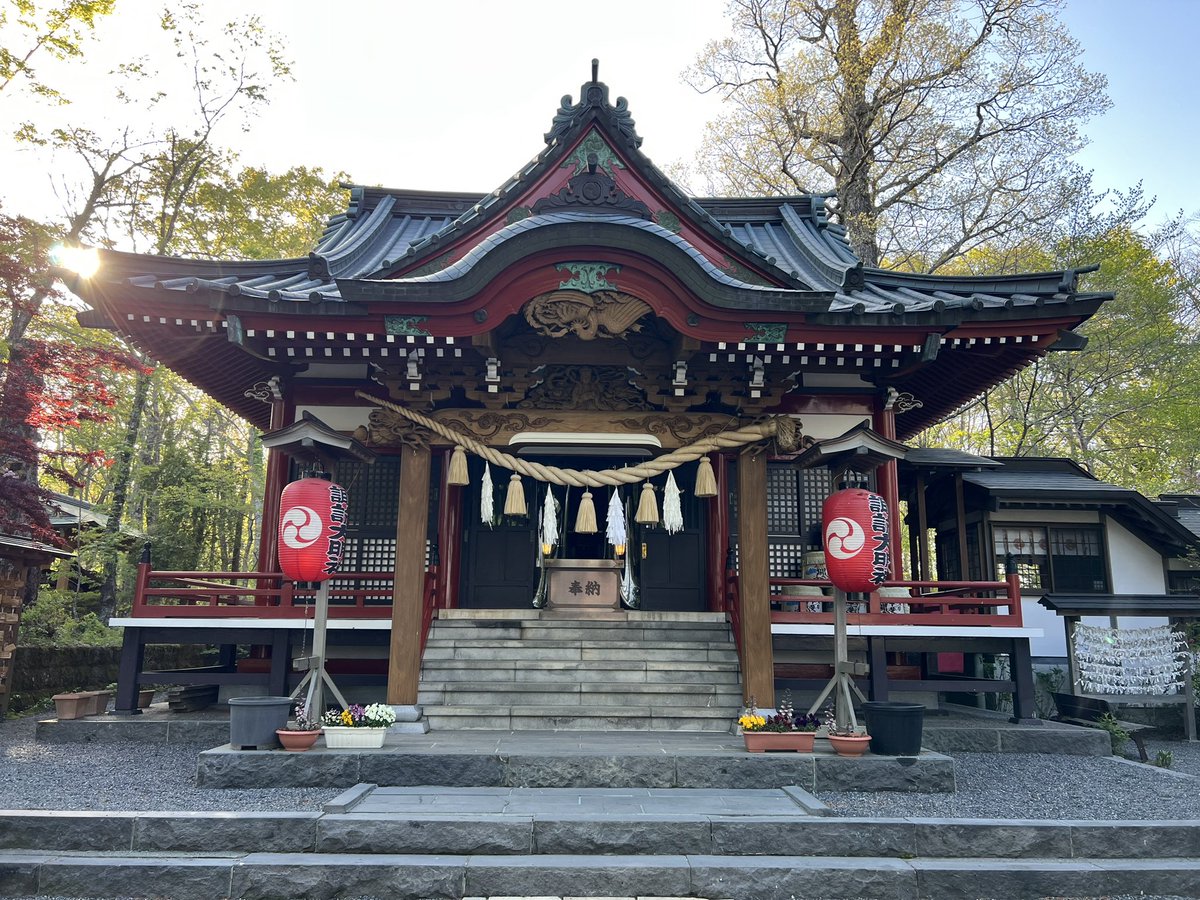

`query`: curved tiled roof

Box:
[91,185,1106,325]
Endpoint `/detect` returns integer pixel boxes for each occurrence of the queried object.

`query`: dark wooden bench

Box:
[1050,691,1152,761]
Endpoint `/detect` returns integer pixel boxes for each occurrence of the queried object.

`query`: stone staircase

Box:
[1,797,1197,899]
[417,610,742,732]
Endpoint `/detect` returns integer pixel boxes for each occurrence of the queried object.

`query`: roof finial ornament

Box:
[592,58,599,83]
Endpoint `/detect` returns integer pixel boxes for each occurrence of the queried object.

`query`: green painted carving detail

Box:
[408,252,454,278]
[654,210,681,234]
[507,206,532,224]
[562,131,626,177]
[744,322,787,343]
[722,255,773,287]
[384,315,431,336]
[556,262,620,294]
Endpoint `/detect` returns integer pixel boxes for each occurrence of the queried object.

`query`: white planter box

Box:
[321,726,387,749]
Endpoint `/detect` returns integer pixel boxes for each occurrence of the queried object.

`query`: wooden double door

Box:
[459,456,707,611]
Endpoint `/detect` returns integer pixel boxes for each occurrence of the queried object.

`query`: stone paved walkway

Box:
[350,786,811,817]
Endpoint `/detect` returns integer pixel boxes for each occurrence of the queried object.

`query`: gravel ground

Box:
[0,713,336,812]
[3,709,1199,823]
[818,736,1200,819]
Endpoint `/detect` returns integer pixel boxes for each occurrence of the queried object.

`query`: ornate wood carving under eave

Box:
[523,290,652,341]
[419,409,743,450]
[355,408,431,450]
[516,365,654,411]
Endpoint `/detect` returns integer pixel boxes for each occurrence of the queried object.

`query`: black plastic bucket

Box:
[228,696,292,749]
[862,700,925,756]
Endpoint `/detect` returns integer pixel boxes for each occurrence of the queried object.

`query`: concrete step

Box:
[8,805,1196,859]
[431,622,734,644]
[1,849,1196,899]
[423,637,737,651]
[422,705,737,732]
[418,681,743,707]
[419,659,742,685]
[421,644,739,663]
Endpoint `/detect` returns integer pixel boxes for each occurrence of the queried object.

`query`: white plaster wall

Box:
[1105,517,1166,593]
[801,414,872,441]
[294,405,372,433]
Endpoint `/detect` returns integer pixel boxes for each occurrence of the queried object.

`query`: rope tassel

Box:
[448,445,469,486]
[575,490,598,534]
[504,473,527,517]
[635,482,659,525]
[695,455,717,498]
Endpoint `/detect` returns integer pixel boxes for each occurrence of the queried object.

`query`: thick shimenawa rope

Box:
[354,390,798,488]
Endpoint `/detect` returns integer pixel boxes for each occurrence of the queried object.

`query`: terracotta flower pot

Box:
[743,731,816,753]
[276,729,321,752]
[137,689,155,710]
[52,692,90,720]
[828,733,872,757]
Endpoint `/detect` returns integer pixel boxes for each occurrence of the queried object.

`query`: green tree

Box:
[688,0,1108,270]
[929,219,1200,496]
[0,0,114,101]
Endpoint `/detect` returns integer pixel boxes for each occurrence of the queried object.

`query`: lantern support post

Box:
[290,580,349,716]
[806,587,866,727]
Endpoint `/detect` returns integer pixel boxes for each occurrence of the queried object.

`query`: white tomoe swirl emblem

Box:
[281,506,324,549]
[825,517,866,560]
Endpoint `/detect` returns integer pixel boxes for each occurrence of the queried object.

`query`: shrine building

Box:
[62,66,1114,725]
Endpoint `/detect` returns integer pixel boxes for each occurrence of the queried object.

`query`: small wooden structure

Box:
[1040,593,1198,743]
[0,535,73,716]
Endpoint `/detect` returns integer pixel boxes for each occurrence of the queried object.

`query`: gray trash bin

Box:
[228,696,293,749]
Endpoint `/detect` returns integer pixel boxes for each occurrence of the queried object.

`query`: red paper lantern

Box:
[822,489,890,593]
[278,478,348,582]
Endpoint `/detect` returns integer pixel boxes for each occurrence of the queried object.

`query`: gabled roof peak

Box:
[544,59,642,150]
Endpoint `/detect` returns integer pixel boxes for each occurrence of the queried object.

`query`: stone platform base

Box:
[195,731,957,793]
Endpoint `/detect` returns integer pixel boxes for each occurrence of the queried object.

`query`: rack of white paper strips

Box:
[1073,624,1190,695]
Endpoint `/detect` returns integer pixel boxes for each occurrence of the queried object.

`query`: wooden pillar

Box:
[1064,616,1081,693]
[705,453,729,613]
[868,637,889,701]
[954,472,969,579]
[113,628,146,715]
[915,472,930,581]
[1010,638,1037,723]
[735,447,774,704]
[437,448,462,610]
[872,405,903,578]
[268,628,290,696]
[388,443,432,705]
[256,396,290,576]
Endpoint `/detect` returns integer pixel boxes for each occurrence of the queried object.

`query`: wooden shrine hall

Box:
[61,64,1111,724]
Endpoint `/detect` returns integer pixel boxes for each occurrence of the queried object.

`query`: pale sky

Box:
[2,0,1197,239]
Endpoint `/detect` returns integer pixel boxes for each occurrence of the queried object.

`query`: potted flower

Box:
[321,702,396,749]
[823,705,871,757]
[275,702,321,752]
[738,691,820,752]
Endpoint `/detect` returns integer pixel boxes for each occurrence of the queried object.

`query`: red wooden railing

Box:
[420,562,439,654]
[767,573,1024,627]
[130,562,443,621]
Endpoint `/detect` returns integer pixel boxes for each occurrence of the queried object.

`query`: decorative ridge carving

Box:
[544,66,642,149]
[532,152,650,219]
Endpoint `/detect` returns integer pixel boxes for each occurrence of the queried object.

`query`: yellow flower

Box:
[738,713,766,731]
[340,709,353,726]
